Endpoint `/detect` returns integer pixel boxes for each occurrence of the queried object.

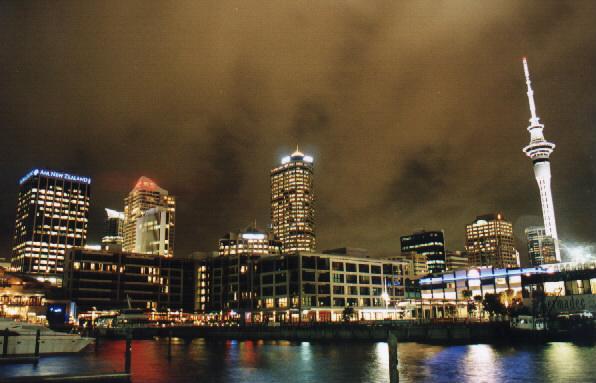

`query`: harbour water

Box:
[1,339,595,383]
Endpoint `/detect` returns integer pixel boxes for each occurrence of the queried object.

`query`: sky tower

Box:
[521,58,560,261]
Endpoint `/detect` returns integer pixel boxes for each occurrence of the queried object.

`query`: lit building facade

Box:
[205,226,282,313]
[445,250,469,271]
[392,251,428,276]
[420,261,596,319]
[135,207,174,257]
[219,225,282,257]
[465,213,518,268]
[196,252,414,322]
[255,253,411,322]
[270,148,315,253]
[0,266,47,320]
[63,248,195,311]
[521,58,561,261]
[122,177,175,257]
[102,208,124,247]
[400,230,446,274]
[525,226,557,266]
[11,169,91,284]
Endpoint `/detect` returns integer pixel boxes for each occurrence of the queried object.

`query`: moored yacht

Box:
[0,318,93,354]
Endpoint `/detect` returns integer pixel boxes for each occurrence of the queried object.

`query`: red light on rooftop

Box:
[133,176,161,192]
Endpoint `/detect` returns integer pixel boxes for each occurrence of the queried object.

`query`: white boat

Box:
[0,318,93,354]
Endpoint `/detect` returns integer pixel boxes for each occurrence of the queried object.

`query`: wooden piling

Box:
[34,329,40,359]
[388,331,399,383]
[124,332,132,374]
[167,329,172,361]
[3,329,8,356]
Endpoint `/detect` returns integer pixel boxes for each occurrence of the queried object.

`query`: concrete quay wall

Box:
[100,322,511,344]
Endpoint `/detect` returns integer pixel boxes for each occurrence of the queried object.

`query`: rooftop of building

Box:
[131,176,167,194]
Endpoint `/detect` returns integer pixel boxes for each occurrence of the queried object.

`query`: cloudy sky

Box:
[1,1,595,263]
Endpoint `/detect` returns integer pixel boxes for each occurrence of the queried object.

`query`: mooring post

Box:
[3,329,8,356]
[95,330,100,353]
[124,331,132,374]
[167,328,172,361]
[388,331,399,383]
[34,329,41,360]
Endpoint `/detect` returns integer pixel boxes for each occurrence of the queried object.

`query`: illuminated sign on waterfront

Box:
[19,169,91,185]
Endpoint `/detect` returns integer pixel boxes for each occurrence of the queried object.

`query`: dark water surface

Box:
[1,339,595,383]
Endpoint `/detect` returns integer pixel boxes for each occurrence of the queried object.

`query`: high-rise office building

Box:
[271,148,315,253]
[521,58,561,261]
[525,226,557,266]
[392,251,428,276]
[465,213,518,268]
[219,225,282,257]
[445,250,469,271]
[122,177,175,257]
[209,225,283,312]
[102,208,124,247]
[400,230,446,274]
[11,169,91,284]
[135,207,175,257]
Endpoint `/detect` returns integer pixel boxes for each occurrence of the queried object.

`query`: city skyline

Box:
[1,2,595,260]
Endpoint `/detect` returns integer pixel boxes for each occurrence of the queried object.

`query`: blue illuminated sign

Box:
[19,169,91,185]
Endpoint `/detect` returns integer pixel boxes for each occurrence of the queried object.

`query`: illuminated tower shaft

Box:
[270,148,315,253]
[521,58,560,261]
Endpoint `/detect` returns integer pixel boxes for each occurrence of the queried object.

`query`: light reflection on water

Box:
[0,339,594,383]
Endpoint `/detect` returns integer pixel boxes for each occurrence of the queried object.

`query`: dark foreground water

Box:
[1,339,595,383]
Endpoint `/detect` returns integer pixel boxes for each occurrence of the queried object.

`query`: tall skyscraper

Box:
[102,208,124,247]
[522,58,560,261]
[400,230,446,274]
[122,176,175,257]
[11,169,91,284]
[135,207,174,257]
[465,213,518,268]
[270,147,315,253]
[525,226,557,266]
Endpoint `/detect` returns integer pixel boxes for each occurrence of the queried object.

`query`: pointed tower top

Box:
[292,144,304,157]
[523,57,540,126]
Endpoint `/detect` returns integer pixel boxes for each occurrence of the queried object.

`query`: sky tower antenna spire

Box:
[523,57,540,126]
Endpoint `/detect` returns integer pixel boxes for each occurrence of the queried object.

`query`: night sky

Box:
[1,1,595,263]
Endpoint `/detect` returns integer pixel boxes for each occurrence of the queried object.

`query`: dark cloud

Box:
[291,101,330,139]
[0,1,595,261]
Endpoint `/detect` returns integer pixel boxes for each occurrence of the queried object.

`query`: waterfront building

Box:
[195,252,414,322]
[270,148,315,253]
[63,248,195,311]
[525,226,557,266]
[255,252,411,322]
[521,58,561,261]
[102,208,124,248]
[122,177,175,257]
[445,250,469,271]
[392,251,428,276]
[465,213,518,268]
[400,230,446,274]
[11,169,91,284]
[0,266,47,320]
[206,226,282,312]
[419,260,596,319]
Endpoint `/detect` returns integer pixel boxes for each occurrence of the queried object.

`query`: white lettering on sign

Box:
[19,168,91,185]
